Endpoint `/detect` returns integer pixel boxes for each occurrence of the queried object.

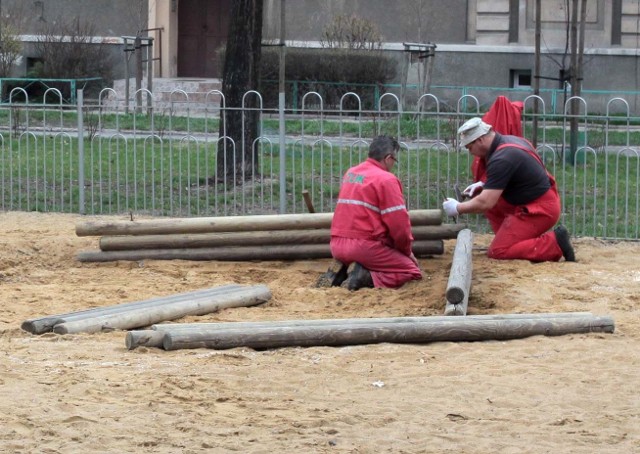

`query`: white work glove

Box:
[442,198,460,217]
[463,181,484,198]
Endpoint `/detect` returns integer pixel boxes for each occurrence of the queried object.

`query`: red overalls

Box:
[330,159,423,288]
[485,142,564,262]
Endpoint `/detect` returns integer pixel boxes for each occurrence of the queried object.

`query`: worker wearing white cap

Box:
[442,117,575,262]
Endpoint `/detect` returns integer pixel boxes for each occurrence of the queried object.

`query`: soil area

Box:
[0,212,638,453]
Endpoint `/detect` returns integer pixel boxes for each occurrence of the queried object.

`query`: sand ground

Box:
[0,211,638,453]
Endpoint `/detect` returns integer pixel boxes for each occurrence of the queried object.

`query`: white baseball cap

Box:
[458,117,492,147]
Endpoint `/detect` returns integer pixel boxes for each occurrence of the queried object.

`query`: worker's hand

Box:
[442,198,460,217]
[463,181,484,198]
[409,252,419,266]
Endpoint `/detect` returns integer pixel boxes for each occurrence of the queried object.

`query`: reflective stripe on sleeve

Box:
[337,199,405,215]
[381,205,406,214]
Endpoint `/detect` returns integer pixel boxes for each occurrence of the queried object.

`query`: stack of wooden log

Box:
[21,284,271,335]
[75,210,466,262]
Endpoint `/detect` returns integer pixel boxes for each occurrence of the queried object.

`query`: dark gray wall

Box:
[264,0,467,44]
[6,0,639,106]
[430,50,640,93]
[4,0,148,36]
[3,0,148,79]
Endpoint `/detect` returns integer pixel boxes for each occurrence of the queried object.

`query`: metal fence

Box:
[0,86,638,240]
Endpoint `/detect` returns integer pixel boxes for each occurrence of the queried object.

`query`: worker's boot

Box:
[554,225,576,262]
[341,262,374,291]
[315,260,349,287]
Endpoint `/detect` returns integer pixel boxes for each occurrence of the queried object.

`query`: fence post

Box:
[77,89,86,214]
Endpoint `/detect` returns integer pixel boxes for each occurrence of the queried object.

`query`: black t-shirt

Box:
[484,133,551,205]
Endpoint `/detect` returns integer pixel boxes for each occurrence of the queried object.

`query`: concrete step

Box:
[102,78,223,113]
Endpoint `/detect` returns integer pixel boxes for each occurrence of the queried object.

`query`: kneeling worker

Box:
[329,135,423,290]
[443,117,575,262]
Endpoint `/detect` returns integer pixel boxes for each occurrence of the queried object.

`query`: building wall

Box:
[262,0,468,44]
[3,0,148,79]
[5,0,148,36]
[5,1,640,96]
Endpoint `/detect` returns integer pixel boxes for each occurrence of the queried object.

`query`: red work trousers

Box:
[330,237,423,289]
[485,187,563,262]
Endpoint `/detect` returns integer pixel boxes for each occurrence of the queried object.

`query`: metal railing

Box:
[0,87,638,241]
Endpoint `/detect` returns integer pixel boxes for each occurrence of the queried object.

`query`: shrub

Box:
[320,13,383,50]
[30,16,115,98]
[260,47,397,110]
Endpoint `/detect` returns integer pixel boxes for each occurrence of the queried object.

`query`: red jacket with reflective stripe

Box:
[330,158,414,257]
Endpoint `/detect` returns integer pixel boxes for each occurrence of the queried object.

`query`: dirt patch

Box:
[0,211,638,453]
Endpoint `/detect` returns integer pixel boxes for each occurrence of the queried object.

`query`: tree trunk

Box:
[217,0,264,182]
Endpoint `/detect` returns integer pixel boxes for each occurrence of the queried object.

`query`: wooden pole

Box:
[444,229,473,316]
[77,240,444,263]
[125,312,596,349]
[126,330,166,349]
[52,285,272,335]
[302,189,315,213]
[153,311,595,331]
[161,315,614,351]
[21,284,245,334]
[98,224,465,251]
[75,209,443,237]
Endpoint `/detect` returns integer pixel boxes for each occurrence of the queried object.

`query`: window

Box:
[511,70,532,88]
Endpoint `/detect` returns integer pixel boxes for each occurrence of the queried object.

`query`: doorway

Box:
[177,0,231,77]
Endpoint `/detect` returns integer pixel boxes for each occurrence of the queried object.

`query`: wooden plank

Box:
[98,224,465,251]
[445,229,474,316]
[124,311,596,350]
[52,285,272,335]
[161,315,615,351]
[77,240,444,263]
[21,284,244,334]
[75,209,443,237]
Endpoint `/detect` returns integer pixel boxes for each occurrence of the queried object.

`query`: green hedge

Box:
[260,47,397,110]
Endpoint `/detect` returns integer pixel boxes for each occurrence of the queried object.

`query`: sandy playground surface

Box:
[0,211,638,453]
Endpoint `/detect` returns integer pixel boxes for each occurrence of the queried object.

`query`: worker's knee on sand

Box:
[486,245,514,260]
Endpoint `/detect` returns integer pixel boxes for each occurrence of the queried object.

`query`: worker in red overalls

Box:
[442,117,576,262]
[470,95,524,186]
[330,135,423,290]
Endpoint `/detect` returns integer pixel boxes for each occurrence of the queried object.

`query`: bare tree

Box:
[125,0,148,33]
[32,16,115,82]
[218,0,264,181]
[0,2,26,78]
[537,0,588,157]
[320,14,383,50]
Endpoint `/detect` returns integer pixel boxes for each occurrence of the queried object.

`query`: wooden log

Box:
[52,285,272,335]
[302,190,315,213]
[126,330,166,349]
[444,229,474,316]
[75,209,443,237]
[77,240,444,263]
[161,314,615,351]
[152,311,595,331]
[98,224,465,251]
[21,284,244,334]
[125,311,595,350]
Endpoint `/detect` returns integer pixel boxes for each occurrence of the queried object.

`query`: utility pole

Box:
[533,0,541,148]
[568,0,587,161]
